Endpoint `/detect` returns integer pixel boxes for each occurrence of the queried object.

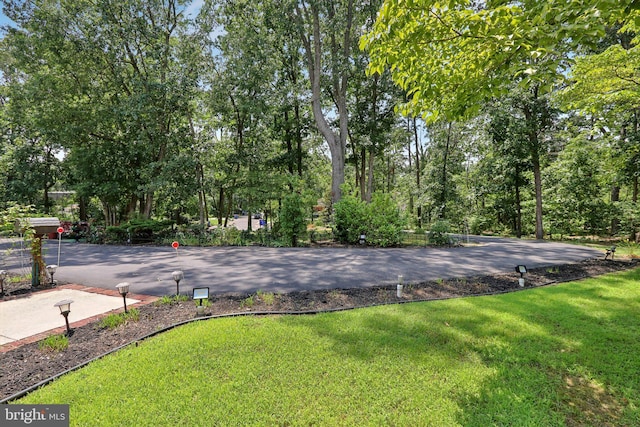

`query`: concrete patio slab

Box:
[0,288,139,346]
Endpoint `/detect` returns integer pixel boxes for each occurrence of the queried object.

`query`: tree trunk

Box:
[532,153,544,239]
[102,202,117,227]
[217,187,224,227]
[43,146,54,215]
[285,109,295,177]
[294,1,352,204]
[126,195,137,219]
[414,117,422,228]
[143,193,154,218]
[79,197,87,221]
[198,174,208,227]
[360,147,366,200]
[522,101,545,240]
[295,104,303,177]
[515,172,522,238]
[366,150,374,202]
[439,122,452,219]
[611,185,620,235]
[634,108,639,204]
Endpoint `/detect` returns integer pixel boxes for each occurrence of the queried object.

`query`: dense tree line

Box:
[0,0,638,241]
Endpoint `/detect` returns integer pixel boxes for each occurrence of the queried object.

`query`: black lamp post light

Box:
[54,299,73,336]
[172,270,184,296]
[359,234,366,245]
[0,270,8,296]
[515,265,527,287]
[116,282,130,313]
[46,264,58,286]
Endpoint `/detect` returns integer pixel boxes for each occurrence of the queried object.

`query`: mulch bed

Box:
[1,257,638,402]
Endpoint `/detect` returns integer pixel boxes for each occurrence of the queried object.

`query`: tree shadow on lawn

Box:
[454,272,640,426]
[300,270,640,426]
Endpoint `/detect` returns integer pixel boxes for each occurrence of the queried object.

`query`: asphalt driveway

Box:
[3,236,601,297]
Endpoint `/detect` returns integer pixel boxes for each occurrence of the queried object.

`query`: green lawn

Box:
[18,269,640,426]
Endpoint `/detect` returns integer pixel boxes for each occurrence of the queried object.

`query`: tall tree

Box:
[2,0,203,224]
[544,136,610,236]
[418,120,467,225]
[290,0,357,203]
[0,34,63,213]
[361,0,635,238]
[558,20,640,221]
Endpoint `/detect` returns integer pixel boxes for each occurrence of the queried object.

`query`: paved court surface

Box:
[0,236,604,348]
[2,236,603,297]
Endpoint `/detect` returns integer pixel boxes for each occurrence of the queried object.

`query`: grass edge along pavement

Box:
[15,268,640,426]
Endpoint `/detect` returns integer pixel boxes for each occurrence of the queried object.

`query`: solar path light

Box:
[46,264,58,286]
[116,282,131,313]
[54,299,73,336]
[172,270,184,296]
[193,287,209,316]
[605,246,616,260]
[515,265,527,287]
[397,275,404,298]
[0,270,8,296]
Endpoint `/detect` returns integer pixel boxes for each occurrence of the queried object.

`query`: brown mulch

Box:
[1,257,638,402]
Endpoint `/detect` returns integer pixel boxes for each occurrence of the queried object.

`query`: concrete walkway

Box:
[0,285,154,352]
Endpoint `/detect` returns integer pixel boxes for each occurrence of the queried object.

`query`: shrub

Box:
[256,290,276,305]
[154,295,189,306]
[618,201,640,239]
[221,227,243,246]
[105,219,174,244]
[240,295,255,308]
[365,194,406,247]
[98,308,140,329]
[333,195,366,244]
[468,214,495,235]
[428,220,453,246]
[333,193,406,246]
[39,334,69,352]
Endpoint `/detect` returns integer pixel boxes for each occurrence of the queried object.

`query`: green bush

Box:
[105,219,174,244]
[98,308,140,329]
[333,195,367,244]
[333,193,406,247]
[468,214,495,235]
[161,225,252,247]
[154,295,190,306]
[618,201,640,239]
[38,334,69,352]
[428,220,453,246]
[365,194,406,247]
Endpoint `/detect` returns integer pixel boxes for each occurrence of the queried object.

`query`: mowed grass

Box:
[18,269,640,426]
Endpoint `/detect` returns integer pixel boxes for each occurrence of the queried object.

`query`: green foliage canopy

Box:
[361,0,636,123]
[278,192,307,247]
[559,43,640,114]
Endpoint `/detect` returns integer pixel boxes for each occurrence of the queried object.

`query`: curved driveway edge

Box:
[30,237,605,297]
